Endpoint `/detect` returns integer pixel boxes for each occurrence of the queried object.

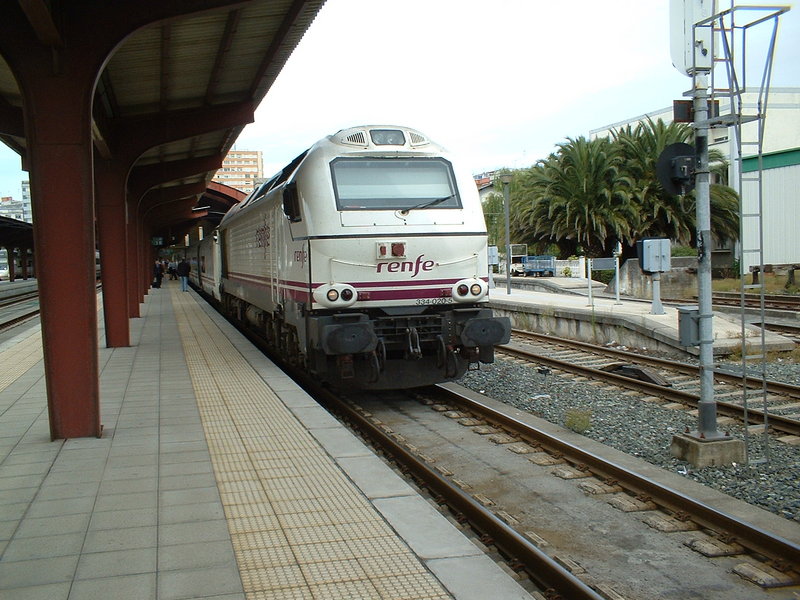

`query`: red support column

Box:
[127,200,141,318]
[11,40,102,440]
[142,228,151,298]
[6,247,16,282]
[28,129,101,439]
[95,159,130,347]
[29,247,34,278]
[20,248,29,280]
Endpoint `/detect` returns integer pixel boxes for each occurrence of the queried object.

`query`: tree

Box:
[612,118,696,246]
[499,118,740,259]
[709,149,729,186]
[611,118,739,250]
[511,137,637,257]
[481,191,505,248]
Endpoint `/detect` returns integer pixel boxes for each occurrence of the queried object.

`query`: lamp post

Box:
[500,173,512,295]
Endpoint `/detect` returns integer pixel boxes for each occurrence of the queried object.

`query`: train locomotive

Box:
[189,125,510,389]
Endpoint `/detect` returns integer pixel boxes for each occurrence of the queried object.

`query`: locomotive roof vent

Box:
[408,131,429,146]
[342,131,368,146]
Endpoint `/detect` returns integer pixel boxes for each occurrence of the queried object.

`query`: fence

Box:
[554,257,585,278]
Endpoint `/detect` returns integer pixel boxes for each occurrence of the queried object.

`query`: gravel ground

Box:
[460,358,800,523]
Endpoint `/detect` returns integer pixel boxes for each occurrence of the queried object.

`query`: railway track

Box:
[321,383,800,597]
[661,292,800,313]
[0,291,41,333]
[711,291,800,312]
[317,385,605,600]
[759,321,800,343]
[236,325,602,599]
[0,284,103,334]
[497,330,800,439]
[0,289,38,309]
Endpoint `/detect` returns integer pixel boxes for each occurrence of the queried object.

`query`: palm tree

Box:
[612,118,696,246]
[708,183,739,243]
[612,118,739,249]
[709,149,729,185]
[502,118,739,259]
[512,137,637,257]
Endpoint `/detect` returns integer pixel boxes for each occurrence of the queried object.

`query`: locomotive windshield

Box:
[330,158,461,211]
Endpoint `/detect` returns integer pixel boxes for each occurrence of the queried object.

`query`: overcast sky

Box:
[0,0,797,198]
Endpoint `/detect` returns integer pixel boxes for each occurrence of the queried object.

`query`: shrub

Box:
[672,245,697,257]
[593,269,615,284]
[564,408,592,433]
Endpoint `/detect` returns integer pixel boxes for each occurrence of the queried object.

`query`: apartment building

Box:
[212,149,263,194]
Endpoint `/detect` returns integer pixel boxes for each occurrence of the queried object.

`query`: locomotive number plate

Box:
[416,298,453,305]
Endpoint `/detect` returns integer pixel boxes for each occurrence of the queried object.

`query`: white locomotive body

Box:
[189,125,510,388]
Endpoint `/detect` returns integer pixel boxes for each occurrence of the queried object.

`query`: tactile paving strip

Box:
[171,290,451,599]
[0,330,42,392]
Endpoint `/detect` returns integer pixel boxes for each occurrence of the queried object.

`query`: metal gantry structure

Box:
[695,3,789,464]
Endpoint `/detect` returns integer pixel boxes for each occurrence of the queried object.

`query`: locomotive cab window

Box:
[330,158,461,211]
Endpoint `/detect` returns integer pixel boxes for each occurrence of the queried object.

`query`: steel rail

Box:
[759,322,800,338]
[0,310,40,333]
[497,342,800,437]
[713,291,800,309]
[310,384,606,600]
[660,293,800,312]
[0,284,100,333]
[509,329,800,399]
[437,383,800,575]
[0,290,39,309]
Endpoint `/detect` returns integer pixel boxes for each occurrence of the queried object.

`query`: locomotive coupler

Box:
[405,327,422,359]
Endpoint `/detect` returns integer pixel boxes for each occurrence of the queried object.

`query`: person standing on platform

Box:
[177,257,191,292]
[153,259,163,289]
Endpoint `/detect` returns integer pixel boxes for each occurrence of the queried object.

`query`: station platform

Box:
[0,283,532,600]
[487,283,795,357]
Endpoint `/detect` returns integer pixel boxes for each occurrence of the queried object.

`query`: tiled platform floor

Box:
[0,283,531,600]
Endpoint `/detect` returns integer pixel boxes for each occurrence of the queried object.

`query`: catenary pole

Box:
[693,72,721,439]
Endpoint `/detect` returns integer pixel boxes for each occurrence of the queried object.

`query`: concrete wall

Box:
[612,257,697,300]
[488,293,794,358]
[490,302,690,356]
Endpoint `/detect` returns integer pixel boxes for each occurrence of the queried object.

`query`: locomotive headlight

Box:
[451,278,487,303]
[314,284,358,308]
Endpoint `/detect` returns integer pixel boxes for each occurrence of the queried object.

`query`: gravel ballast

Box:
[460,358,800,522]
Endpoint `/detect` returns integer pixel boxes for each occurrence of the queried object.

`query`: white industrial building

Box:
[591,87,800,272]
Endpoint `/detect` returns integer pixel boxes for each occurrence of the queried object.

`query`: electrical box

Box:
[678,305,700,346]
[636,238,671,273]
[487,246,499,266]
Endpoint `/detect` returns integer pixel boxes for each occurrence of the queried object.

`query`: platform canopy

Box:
[0,215,33,250]
[0,0,325,237]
